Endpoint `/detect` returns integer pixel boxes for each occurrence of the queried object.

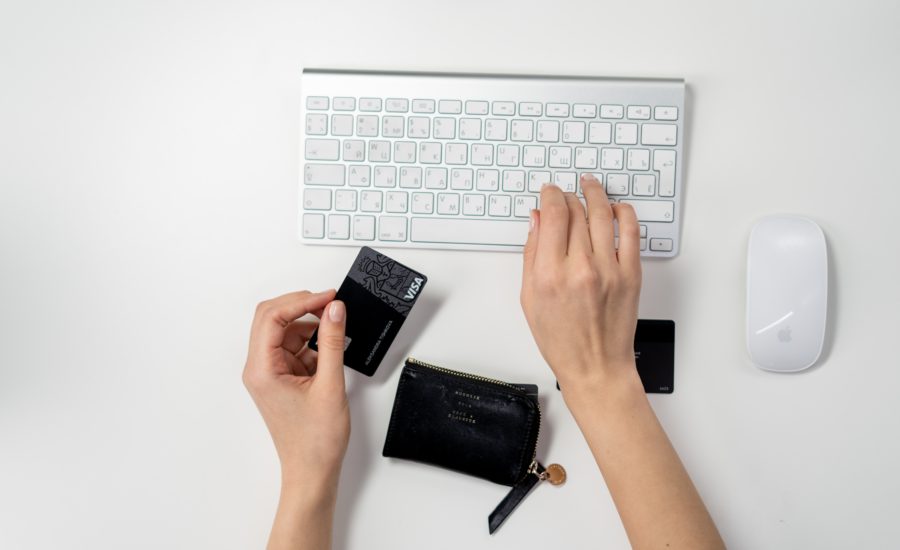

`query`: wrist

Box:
[558,360,645,414]
[280,465,341,508]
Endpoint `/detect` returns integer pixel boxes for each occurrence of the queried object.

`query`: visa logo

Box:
[404,277,423,300]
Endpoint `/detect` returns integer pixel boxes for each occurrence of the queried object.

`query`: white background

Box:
[2,1,899,548]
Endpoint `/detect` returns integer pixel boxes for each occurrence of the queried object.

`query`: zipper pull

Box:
[487,461,566,534]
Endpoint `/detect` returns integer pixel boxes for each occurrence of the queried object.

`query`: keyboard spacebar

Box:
[410,217,529,246]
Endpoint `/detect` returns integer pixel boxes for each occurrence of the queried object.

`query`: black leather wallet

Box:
[383,357,564,533]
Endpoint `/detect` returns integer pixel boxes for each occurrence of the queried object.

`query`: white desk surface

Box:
[2,1,899,548]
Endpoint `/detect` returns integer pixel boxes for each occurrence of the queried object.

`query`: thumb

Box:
[522,209,539,282]
[314,300,347,391]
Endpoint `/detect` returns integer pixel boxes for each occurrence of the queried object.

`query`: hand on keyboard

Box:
[520,174,642,392]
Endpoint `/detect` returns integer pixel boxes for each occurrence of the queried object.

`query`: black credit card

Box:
[557,319,675,394]
[308,247,427,376]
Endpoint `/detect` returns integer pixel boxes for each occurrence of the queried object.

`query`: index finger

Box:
[250,289,337,350]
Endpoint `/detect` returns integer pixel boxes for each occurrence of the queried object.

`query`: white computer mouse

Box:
[746,215,828,372]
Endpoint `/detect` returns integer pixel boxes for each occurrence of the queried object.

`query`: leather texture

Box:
[382,360,540,486]
[488,463,544,534]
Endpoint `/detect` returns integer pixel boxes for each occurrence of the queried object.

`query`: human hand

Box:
[520,175,643,395]
[243,290,349,487]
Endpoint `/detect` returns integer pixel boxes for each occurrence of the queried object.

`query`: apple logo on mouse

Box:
[777,326,792,343]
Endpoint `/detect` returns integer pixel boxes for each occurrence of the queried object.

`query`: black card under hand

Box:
[308,247,427,376]
[557,319,675,394]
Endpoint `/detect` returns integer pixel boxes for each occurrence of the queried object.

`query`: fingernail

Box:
[583,173,597,183]
[529,210,536,232]
[329,301,345,323]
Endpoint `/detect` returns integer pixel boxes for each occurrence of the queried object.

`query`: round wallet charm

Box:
[545,463,567,486]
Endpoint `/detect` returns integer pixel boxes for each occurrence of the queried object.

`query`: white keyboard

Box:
[299,69,685,257]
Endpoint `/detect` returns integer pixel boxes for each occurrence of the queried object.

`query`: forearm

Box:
[562,366,724,550]
[268,473,339,550]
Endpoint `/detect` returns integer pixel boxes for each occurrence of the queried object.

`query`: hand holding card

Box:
[308,247,428,376]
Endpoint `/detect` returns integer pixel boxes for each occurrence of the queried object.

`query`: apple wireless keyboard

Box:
[299,69,685,257]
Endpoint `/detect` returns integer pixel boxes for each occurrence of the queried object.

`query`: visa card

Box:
[308,247,427,376]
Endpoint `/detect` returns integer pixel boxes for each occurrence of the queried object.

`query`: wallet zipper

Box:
[405,356,542,471]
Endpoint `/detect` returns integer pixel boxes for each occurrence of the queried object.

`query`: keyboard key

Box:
[627,149,651,170]
[519,102,542,116]
[546,103,569,117]
[331,114,353,136]
[425,167,448,189]
[445,143,468,165]
[419,142,442,164]
[433,117,456,139]
[305,163,344,186]
[523,145,546,167]
[640,225,647,237]
[574,147,598,169]
[548,146,572,168]
[408,117,430,138]
[328,214,350,239]
[497,144,520,166]
[600,105,624,119]
[627,105,651,120]
[471,144,493,165]
[360,190,383,212]
[503,170,526,192]
[343,140,365,161]
[485,119,508,141]
[650,238,673,251]
[492,101,516,115]
[600,148,624,169]
[306,114,327,135]
[514,195,538,217]
[334,189,357,211]
[348,165,370,186]
[303,188,332,210]
[633,174,656,196]
[450,168,473,190]
[412,99,435,113]
[510,120,534,142]
[438,99,462,114]
[554,172,577,192]
[386,98,409,112]
[459,118,482,140]
[410,216,528,245]
[655,106,678,120]
[488,195,512,217]
[528,170,551,192]
[302,213,325,238]
[369,141,391,162]
[537,120,560,142]
[394,141,416,163]
[386,191,409,213]
[620,199,675,222]
[653,150,677,197]
[640,238,647,251]
[437,193,460,214]
[333,97,355,111]
[563,121,586,143]
[400,167,423,188]
[465,100,489,115]
[607,174,629,195]
[463,193,486,215]
[379,216,408,241]
[356,115,378,137]
[359,98,382,111]
[642,124,677,146]
[411,192,435,214]
[306,96,328,110]
[374,166,396,188]
[588,122,612,144]
[573,104,597,118]
[353,215,375,240]
[382,116,404,137]
[476,169,499,191]
[615,123,638,145]
[305,139,340,160]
